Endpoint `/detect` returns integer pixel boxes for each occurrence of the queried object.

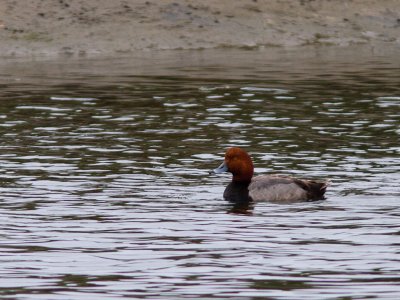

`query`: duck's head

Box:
[212,147,254,183]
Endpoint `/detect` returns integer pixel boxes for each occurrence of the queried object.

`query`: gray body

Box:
[249,175,309,202]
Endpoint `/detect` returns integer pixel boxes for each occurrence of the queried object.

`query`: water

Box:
[0,47,399,299]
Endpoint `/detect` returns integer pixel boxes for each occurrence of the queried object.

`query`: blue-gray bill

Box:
[211,161,228,174]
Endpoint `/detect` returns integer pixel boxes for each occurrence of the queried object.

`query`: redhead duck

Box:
[212,147,329,202]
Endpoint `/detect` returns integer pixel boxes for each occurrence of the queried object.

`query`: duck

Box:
[212,147,330,203]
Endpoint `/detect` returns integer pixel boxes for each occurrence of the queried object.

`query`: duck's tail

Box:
[292,177,332,201]
[308,179,331,200]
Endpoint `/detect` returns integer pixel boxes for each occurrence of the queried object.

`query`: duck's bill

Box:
[211,161,228,174]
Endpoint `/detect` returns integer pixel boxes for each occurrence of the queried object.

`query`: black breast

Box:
[223,181,252,203]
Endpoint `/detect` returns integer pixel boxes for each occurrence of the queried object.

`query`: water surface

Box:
[0,47,399,299]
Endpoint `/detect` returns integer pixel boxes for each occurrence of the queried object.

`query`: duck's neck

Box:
[232,178,252,185]
[232,167,253,183]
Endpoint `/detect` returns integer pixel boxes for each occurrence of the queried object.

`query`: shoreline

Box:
[1,0,400,58]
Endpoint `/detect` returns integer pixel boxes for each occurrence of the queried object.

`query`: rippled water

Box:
[0,47,399,299]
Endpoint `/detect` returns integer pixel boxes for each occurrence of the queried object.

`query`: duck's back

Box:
[249,175,328,202]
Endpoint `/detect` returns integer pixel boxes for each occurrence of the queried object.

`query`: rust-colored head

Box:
[213,147,254,183]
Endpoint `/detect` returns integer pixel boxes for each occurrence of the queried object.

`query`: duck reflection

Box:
[226,198,254,215]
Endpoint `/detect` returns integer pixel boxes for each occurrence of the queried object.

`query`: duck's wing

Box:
[249,175,329,202]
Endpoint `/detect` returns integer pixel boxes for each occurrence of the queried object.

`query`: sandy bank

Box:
[1,0,399,57]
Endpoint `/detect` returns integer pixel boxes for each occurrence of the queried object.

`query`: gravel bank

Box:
[1,0,399,57]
